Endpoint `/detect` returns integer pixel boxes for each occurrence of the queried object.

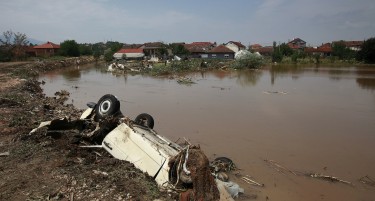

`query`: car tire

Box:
[134,113,154,129]
[95,94,121,120]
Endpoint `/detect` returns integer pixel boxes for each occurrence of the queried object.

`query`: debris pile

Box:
[169,146,220,201]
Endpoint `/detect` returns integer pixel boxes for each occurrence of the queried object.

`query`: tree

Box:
[279,43,294,56]
[0,30,29,61]
[357,38,375,64]
[59,40,80,57]
[121,53,127,60]
[106,41,123,52]
[93,51,101,61]
[272,41,283,62]
[0,30,14,61]
[0,30,13,46]
[12,32,29,60]
[332,41,355,60]
[170,44,189,56]
[79,44,93,55]
[104,49,114,62]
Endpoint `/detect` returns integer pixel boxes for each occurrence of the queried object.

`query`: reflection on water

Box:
[39,64,375,201]
[269,65,303,85]
[61,67,81,80]
[236,69,263,86]
[357,78,375,90]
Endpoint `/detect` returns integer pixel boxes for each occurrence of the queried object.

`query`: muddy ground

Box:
[0,58,177,201]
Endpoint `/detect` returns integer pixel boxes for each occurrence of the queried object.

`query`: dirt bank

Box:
[0,58,175,200]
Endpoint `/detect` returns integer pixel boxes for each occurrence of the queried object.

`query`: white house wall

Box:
[225,43,242,53]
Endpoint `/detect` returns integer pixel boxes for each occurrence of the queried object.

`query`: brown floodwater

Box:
[39,64,375,201]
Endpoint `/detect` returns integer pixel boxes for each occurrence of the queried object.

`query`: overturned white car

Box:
[31,94,241,201]
[81,94,183,186]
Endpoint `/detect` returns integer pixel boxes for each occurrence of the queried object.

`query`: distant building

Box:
[184,42,217,58]
[333,40,363,51]
[288,38,306,50]
[250,44,262,52]
[33,41,60,57]
[317,43,333,56]
[257,46,274,56]
[208,45,235,59]
[113,48,145,60]
[139,42,166,58]
[305,43,332,57]
[225,41,246,53]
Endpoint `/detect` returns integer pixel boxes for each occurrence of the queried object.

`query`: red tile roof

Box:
[304,47,316,53]
[228,41,246,48]
[304,43,332,54]
[184,42,217,53]
[258,46,274,54]
[191,42,215,47]
[250,44,262,49]
[117,48,144,53]
[333,40,363,47]
[345,41,363,47]
[209,45,234,53]
[317,43,332,53]
[184,45,206,53]
[33,41,60,49]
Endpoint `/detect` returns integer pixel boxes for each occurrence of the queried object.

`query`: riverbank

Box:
[0,58,175,200]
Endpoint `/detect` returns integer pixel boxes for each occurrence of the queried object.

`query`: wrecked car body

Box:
[31,94,241,200]
[78,94,182,186]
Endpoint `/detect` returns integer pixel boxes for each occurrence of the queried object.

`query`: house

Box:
[344,41,363,51]
[139,42,166,58]
[33,41,60,57]
[304,43,333,57]
[317,43,332,56]
[189,42,216,49]
[225,41,246,53]
[184,42,216,58]
[333,40,363,51]
[208,45,235,59]
[257,46,274,56]
[287,38,306,50]
[184,45,207,58]
[113,48,145,60]
[250,44,262,52]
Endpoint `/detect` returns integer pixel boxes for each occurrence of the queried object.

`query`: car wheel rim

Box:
[100,100,111,114]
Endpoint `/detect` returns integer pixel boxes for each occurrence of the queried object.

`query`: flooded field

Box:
[39,64,375,200]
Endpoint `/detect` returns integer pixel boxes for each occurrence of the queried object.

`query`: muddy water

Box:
[39,64,375,200]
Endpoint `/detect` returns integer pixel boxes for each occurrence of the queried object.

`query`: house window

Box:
[224,54,229,58]
[212,54,216,58]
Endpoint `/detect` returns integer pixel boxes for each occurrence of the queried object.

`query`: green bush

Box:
[59,40,80,57]
[357,37,375,64]
[234,53,264,69]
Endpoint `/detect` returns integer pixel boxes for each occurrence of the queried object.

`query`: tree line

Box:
[270,39,375,64]
[1,30,375,64]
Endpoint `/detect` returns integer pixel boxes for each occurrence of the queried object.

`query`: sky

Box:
[1,0,374,46]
